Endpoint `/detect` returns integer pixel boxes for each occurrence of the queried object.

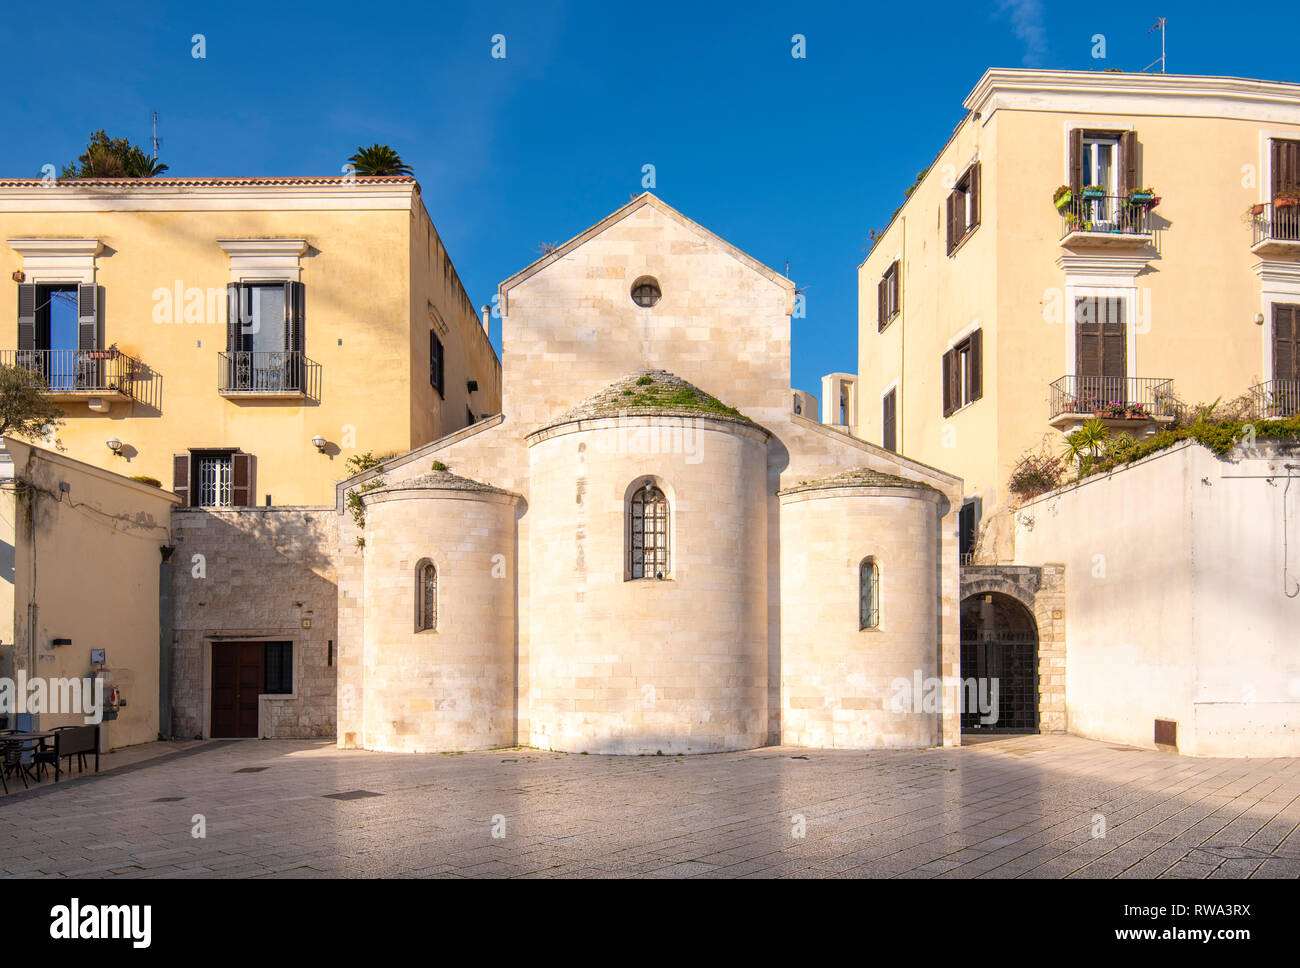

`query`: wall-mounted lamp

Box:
[106,438,123,457]
[312,435,327,453]
[1255,313,1266,326]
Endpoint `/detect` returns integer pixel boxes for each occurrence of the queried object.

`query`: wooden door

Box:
[211,642,262,738]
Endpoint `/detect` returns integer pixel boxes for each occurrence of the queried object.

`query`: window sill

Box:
[624,576,676,584]
[878,312,900,333]
[944,398,980,419]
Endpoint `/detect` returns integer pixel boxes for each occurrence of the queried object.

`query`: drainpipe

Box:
[158,545,175,739]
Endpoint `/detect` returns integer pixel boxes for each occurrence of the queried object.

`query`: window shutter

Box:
[231,453,253,507]
[77,284,98,351]
[941,349,955,417]
[172,454,191,506]
[945,193,955,254]
[1069,129,1083,193]
[968,328,983,402]
[285,281,305,353]
[1102,299,1127,380]
[968,163,981,228]
[892,262,902,316]
[1274,304,1299,381]
[878,277,887,330]
[1274,139,1300,195]
[17,283,36,352]
[882,390,896,452]
[1120,130,1138,196]
[226,283,242,352]
[1076,318,1101,380]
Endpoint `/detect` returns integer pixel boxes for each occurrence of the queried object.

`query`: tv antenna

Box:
[151,111,161,157]
[1143,18,1167,74]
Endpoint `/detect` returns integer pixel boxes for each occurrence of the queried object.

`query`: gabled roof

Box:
[498,193,794,314]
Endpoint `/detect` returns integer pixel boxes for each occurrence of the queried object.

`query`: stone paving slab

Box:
[0,734,1297,879]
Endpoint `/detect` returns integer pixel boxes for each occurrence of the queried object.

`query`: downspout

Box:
[158,543,175,738]
[899,215,906,454]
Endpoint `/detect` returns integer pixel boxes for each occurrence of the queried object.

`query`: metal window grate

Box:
[263,642,293,694]
[859,559,879,629]
[197,456,233,507]
[419,562,438,630]
[629,483,669,579]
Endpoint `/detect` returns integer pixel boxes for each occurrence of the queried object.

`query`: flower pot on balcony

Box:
[1251,203,1267,216]
[1275,195,1300,210]
[1053,188,1073,211]
[1128,192,1154,204]
[1082,186,1106,200]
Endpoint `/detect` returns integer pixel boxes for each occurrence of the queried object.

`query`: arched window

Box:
[628,481,670,579]
[417,560,438,631]
[859,558,879,630]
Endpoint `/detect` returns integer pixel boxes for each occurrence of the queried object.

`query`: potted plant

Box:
[1128,187,1155,205]
[1275,185,1300,209]
[1250,202,1267,216]
[1053,185,1073,211]
[1082,184,1107,200]
[1125,402,1149,419]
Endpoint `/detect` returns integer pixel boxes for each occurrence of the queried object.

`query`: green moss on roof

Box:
[780,467,935,495]
[557,370,751,423]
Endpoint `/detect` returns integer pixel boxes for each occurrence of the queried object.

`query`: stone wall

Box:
[171,507,337,739]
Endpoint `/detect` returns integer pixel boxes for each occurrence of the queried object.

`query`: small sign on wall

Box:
[90,649,106,665]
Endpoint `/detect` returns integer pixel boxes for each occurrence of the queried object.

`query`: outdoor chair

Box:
[1,739,28,794]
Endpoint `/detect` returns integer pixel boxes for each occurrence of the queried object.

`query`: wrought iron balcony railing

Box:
[1248,379,1300,420]
[218,351,319,397]
[1251,202,1300,248]
[1049,375,1177,421]
[0,348,140,397]
[1059,194,1153,240]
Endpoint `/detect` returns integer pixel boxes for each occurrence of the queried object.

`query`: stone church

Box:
[333,194,964,755]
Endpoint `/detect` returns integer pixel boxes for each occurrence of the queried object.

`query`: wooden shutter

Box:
[1274,139,1300,195]
[231,453,253,507]
[878,277,887,330]
[892,262,902,317]
[1120,130,1138,196]
[77,284,98,350]
[1069,129,1084,193]
[968,163,981,228]
[285,281,305,353]
[941,349,955,417]
[17,283,36,352]
[1275,304,1300,381]
[226,283,242,352]
[172,454,191,506]
[1076,298,1101,379]
[882,390,897,452]
[1102,298,1127,379]
[951,191,961,253]
[968,329,983,402]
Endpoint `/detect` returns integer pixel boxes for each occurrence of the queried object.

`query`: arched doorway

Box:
[960,592,1039,732]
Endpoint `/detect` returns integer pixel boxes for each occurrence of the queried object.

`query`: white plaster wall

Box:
[780,487,943,748]
[527,416,769,753]
[359,488,518,752]
[1015,441,1300,756]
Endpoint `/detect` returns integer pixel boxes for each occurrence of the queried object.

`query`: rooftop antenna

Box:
[151,111,161,158]
[1143,17,1167,74]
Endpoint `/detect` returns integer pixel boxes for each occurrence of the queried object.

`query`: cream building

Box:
[0,176,501,507]
[329,194,966,754]
[856,69,1300,563]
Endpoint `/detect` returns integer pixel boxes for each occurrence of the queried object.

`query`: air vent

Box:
[1154,719,1177,748]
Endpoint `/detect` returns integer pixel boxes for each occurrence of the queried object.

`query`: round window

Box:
[630,276,661,308]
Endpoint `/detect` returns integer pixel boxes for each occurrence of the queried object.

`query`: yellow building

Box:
[857,69,1300,561]
[0,176,501,506]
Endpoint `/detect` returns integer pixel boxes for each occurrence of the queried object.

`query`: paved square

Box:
[1,735,1297,878]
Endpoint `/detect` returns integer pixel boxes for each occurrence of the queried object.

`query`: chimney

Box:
[480,304,491,331]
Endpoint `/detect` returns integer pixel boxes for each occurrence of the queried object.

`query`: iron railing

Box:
[1049,375,1177,421]
[0,348,140,396]
[1251,202,1300,247]
[1248,380,1300,420]
[1059,194,1153,240]
[218,351,319,396]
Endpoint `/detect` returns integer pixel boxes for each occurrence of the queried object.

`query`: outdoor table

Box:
[2,731,54,784]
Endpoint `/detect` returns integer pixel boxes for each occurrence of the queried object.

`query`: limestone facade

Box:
[335,195,967,754]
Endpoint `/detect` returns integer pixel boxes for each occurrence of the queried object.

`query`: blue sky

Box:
[4,0,1299,400]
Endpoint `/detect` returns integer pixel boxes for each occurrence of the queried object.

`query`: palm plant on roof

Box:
[347,144,413,177]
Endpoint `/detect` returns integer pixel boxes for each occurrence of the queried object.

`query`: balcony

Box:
[1059,194,1154,249]
[1250,202,1300,258]
[0,348,141,411]
[218,351,320,400]
[1247,380,1300,420]
[1048,375,1178,436]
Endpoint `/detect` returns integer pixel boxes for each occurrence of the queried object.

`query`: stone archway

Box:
[960,592,1039,731]
[959,564,1066,733]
